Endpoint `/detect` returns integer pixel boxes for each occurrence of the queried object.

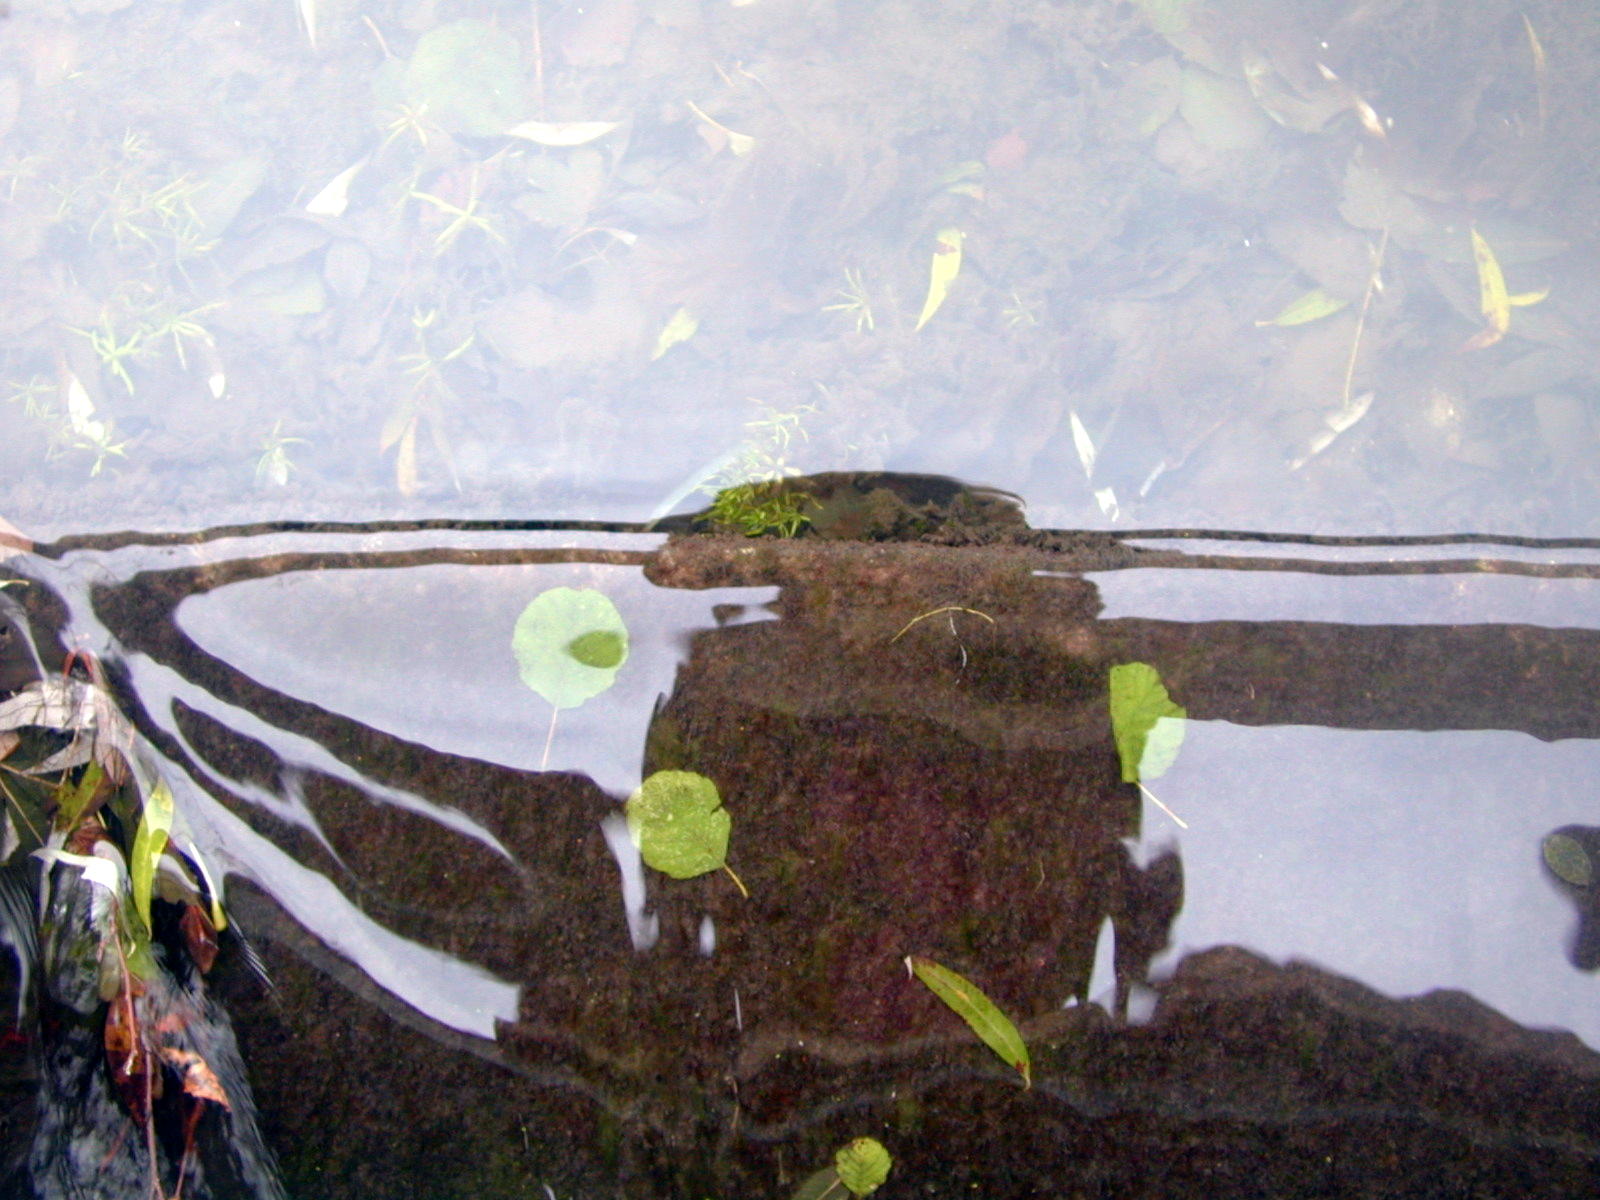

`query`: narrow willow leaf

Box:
[906,955,1031,1087]
[1471,226,1510,340]
[1256,286,1349,327]
[131,780,174,932]
[1108,662,1187,783]
[788,1167,843,1200]
[914,228,964,331]
[1543,833,1592,888]
[834,1137,892,1196]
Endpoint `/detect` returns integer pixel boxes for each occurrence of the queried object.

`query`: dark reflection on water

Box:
[3,509,1600,1196]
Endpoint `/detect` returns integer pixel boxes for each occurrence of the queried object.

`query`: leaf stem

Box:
[540,706,558,772]
[1138,782,1188,829]
[722,863,749,899]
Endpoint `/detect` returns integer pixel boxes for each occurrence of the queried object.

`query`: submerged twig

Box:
[889,606,995,643]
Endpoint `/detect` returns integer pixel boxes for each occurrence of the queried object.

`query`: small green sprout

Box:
[822,267,875,333]
[700,401,820,536]
[1002,290,1041,327]
[255,420,308,487]
[380,102,440,152]
[410,168,504,254]
[67,317,149,395]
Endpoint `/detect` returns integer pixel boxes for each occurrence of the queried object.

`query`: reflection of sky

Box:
[176,561,778,798]
[1084,566,1600,629]
[1151,721,1600,1049]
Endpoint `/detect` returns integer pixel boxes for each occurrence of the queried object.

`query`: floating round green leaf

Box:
[1108,662,1187,783]
[512,587,629,710]
[404,19,524,137]
[1543,832,1593,888]
[834,1137,892,1197]
[626,770,731,880]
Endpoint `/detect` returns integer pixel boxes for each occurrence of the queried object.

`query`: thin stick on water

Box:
[540,706,558,772]
[1340,227,1389,409]
[1139,782,1188,830]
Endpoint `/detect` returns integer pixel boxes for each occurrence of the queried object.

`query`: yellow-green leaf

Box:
[626,770,747,896]
[651,306,699,360]
[1108,661,1187,783]
[906,955,1030,1087]
[131,781,174,933]
[1471,226,1510,338]
[834,1138,892,1196]
[1256,286,1349,327]
[53,761,104,831]
[914,228,964,332]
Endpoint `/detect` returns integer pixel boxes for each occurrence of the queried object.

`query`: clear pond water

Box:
[2,0,1600,1196]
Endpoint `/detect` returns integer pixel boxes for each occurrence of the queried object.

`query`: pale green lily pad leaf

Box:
[405,20,524,137]
[512,587,629,710]
[1109,662,1187,783]
[1544,832,1592,887]
[834,1137,892,1196]
[625,770,731,880]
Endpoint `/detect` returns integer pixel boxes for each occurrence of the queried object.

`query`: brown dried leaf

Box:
[180,903,220,975]
[158,1047,232,1109]
[106,980,158,1125]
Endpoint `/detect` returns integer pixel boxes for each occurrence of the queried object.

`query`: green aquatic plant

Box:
[382,307,473,494]
[409,166,505,254]
[5,371,129,476]
[700,401,820,536]
[54,131,212,259]
[707,480,813,537]
[255,420,308,488]
[822,267,875,333]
